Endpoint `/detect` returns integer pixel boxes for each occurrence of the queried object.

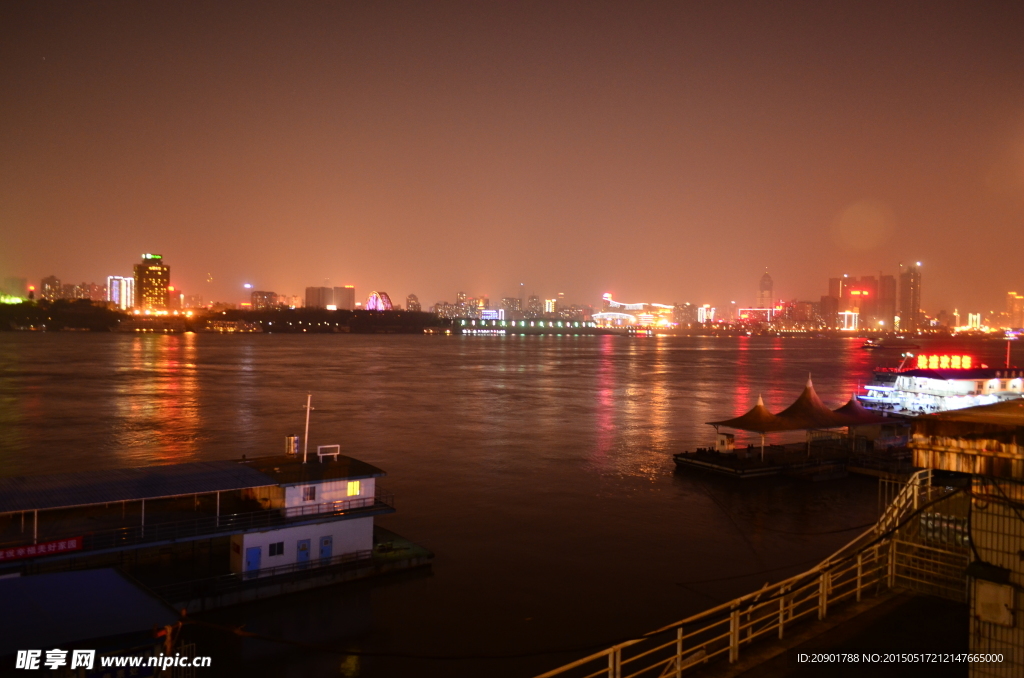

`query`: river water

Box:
[0,334,1014,677]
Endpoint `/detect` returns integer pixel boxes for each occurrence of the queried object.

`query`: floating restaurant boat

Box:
[860,352,1024,416]
[0,403,432,613]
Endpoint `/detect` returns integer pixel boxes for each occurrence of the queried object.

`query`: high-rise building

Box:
[544,298,557,314]
[107,276,135,310]
[336,286,355,311]
[305,287,332,309]
[757,271,773,308]
[302,286,354,310]
[501,297,522,313]
[878,275,897,329]
[1007,291,1024,328]
[251,291,278,310]
[898,262,922,333]
[133,254,170,310]
[40,275,61,301]
[406,294,421,312]
[828,277,845,300]
[526,295,542,317]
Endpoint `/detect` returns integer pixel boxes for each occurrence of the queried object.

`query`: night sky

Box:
[3,1,1023,313]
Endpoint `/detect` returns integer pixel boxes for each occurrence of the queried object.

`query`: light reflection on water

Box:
[1,333,1014,677]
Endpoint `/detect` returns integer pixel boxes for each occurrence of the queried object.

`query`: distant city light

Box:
[243,283,253,289]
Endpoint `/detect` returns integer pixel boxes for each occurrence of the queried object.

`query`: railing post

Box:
[675,627,683,678]
[729,609,739,663]
[887,540,896,589]
[778,595,785,639]
[608,646,622,678]
[856,553,863,602]
[818,571,829,620]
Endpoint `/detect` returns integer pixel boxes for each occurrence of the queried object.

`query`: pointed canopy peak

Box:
[806,373,813,388]
[707,394,786,433]
[833,393,887,425]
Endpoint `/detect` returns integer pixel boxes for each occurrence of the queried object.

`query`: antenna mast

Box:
[303,393,313,464]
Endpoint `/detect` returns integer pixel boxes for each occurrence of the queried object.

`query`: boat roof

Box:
[923,399,1024,427]
[0,569,178,656]
[0,454,385,514]
[239,454,385,486]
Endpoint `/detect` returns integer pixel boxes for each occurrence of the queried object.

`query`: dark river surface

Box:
[0,334,1016,677]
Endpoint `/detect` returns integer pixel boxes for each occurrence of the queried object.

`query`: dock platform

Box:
[673,443,912,480]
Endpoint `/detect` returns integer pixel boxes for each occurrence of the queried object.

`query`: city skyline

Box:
[3,3,1023,314]
[8,255,1021,322]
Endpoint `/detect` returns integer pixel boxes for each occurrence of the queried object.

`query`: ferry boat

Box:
[860,352,1024,415]
[861,337,921,350]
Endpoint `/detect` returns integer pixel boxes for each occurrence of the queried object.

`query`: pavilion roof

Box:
[708,378,886,433]
[832,394,888,426]
[707,395,790,433]
[772,377,852,429]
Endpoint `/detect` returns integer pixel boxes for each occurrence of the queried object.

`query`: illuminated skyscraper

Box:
[757,271,773,308]
[107,276,135,310]
[1007,291,1024,328]
[526,295,542,317]
[250,290,278,310]
[133,254,170,310]
[501,297,522,313]
[898,262,922,333]
[40,275,61,301]
[878,275,897,329]
[406,294,421,312]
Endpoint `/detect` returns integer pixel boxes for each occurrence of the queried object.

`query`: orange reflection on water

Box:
[114,333,201,464]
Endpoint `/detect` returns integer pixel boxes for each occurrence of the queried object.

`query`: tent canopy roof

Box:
[708,378,887,433]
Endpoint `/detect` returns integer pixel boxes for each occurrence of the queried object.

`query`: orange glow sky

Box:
[3,2,1023,312]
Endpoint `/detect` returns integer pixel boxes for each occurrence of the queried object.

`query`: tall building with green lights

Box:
[133,253,170,310]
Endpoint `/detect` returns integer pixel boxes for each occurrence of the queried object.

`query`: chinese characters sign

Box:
[916,355,973,370]
[0,536,82,562]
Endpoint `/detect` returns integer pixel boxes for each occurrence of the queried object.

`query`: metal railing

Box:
[534,473,969,678]
[2,491,395,557]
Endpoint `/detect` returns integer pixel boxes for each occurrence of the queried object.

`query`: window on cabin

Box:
[302,486,316,502]
[269,542,284,556]
[347,480,360,497]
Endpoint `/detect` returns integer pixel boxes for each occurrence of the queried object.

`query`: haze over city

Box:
[3,2,1023,312]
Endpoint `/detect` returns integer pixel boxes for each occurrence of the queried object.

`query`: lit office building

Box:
[501,297,522,313]
[305,286,355,310]
[1008,291,1024,328]
[133,254,171,310]
[757,271,773,308]
[107,276,135,310]
[898,262,923,333]
[40,275,61,301]
[250,291,279,310]
[406,294,421,312]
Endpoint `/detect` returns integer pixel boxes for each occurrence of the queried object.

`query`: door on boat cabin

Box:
[297,539,311,568]
[244,546,261,578]
[319,536,333,561]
